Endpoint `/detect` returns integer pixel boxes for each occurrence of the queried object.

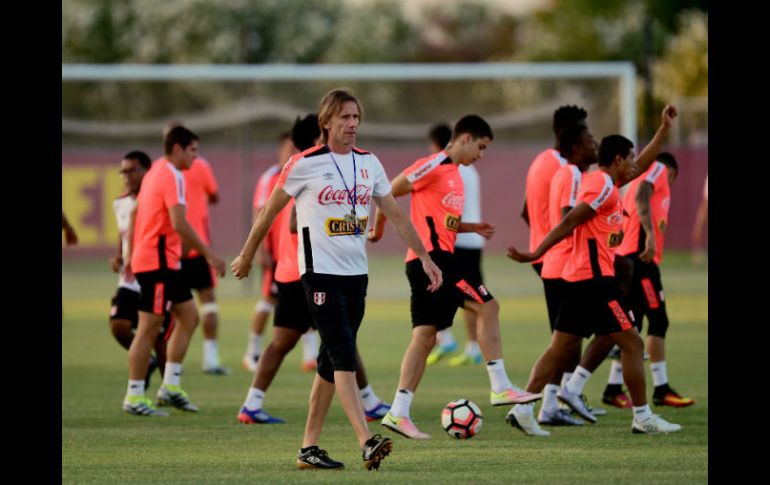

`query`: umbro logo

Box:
[307,456,321,464]
[323,172,334,180]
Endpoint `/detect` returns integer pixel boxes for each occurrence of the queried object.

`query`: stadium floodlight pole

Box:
[62,62,637,144]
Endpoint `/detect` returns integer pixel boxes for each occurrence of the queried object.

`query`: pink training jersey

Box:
[525,149,568,265]
[541,164,583,279]
[273,199,300,283]
[401,151,464,262]
[617,161,671,265]
[132,159,186,273]
[561,170,624,282]
[182,157,218,257]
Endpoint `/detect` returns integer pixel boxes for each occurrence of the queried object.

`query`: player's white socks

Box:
[437,329,456,348]
[633,404,653,422]
[565,366,592,396]
[301,330,319,361]
[244,387,265,411]
[359,385,381,411]
[608,360,625,385]
[650,361,668,387]
[163,362,183,387]
[465,340,481,357]
[203,339,220,367]
[541,384,560,413]
[390,388,414,418]
[486,359,514,393]
[513,402,534,416]
[127,380,145,397]
[246,332,262,359]
[560,372,573,390]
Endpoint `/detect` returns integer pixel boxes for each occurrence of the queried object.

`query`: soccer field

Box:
[62,253,707,484]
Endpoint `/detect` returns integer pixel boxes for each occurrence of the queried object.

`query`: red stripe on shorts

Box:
[607,300,633,330]
[153,283,165,315]
[456,279,484,304]
[640,278,660,309]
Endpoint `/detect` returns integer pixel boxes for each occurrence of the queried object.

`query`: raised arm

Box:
[620,105,678,187]
[231,187,292,279]
[374,193,442,292]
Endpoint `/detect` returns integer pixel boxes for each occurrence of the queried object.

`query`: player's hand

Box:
[208,254,226,277]
[367,224,384,242]
[231,255,252,279]
[507,245,536,263]
[661,105,678,129]
[421,257,443,292]
[474,222,496,239]
[109,255,123,273]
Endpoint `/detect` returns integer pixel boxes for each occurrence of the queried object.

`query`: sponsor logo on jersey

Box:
[607,231,623,248]
[314,292,326,305]
[661,196,670,210]
[441,191,464,211]
[409,160,436,181]
[444,213,460,232]
[606,210,624,226]
[325,216,369,236]
[318,184,373,206]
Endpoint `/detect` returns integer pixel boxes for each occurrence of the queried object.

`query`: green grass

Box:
[62,253,707,484]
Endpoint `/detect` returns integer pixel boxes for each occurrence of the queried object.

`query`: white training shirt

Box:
[278,145,392,276]
[455,164,484,249]
[113,194,141,292]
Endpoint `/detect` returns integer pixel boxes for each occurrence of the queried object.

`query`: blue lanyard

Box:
[328,148,357,216]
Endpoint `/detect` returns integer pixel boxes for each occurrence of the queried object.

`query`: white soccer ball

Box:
[441,399,483,439]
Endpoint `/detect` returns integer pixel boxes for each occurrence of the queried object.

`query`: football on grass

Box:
[441,399,483,439]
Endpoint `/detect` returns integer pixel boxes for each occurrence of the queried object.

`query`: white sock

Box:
[513,402,534,415]
[359,385,381,410]
[127,380,145,397]
[633,404,652,422]
[164,362,183,387]
[608,360,625,385]
[390,388,414,418]
[560,372,573,390]
[465,340,480,356]
[244,387,265,411]
[203,339,220,366]
[650,361,668,387]
[437,329,456,348]
[246,332,262,358]
[486,359,514,393]
[566,366,592,396]
[541,384,560,413]
[301,331,319,361]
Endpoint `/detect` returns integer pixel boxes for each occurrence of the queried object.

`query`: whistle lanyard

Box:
[328,148,357,216]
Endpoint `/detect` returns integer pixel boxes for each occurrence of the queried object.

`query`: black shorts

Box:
[454,247,484,285]
[406,250,494,330]
[555,277,636,338]
[135,269,193,315]
[301,272,368,383]
[181,255,214,290]
[109,287,174,336]
[541,277,566,332]
[275,280,316,333]
[624,254,669,337]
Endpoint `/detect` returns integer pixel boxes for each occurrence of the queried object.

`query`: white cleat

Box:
[632,414,682,434]
[506,405,550,436]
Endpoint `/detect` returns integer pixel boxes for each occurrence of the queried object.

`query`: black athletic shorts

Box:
[532,262,543,277]
[109,287,174,336]
[181,255,214,290]
[135,269,193,315]
[555,276,636,338]
[275,280,316,333]
[406,249,493,331]
[454,247,484,285]
[541,277,566,332]
[623,253,670,337]
[301,272,368,383]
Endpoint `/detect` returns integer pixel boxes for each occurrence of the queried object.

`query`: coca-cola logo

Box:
[318,184,373,206]
[606,210,624,226]
[441,191,463,211]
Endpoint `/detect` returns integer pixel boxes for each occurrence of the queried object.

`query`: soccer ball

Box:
[441,399,483,439]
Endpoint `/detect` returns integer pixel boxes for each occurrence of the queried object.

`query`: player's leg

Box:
[354,348,391,422]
